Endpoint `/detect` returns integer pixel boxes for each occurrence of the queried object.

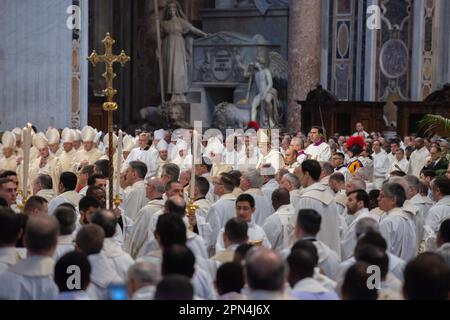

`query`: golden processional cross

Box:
[88,33,130,209]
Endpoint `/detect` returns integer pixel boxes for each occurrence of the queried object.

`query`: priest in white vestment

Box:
[422,177,450,250]
[121,161,149,222]
[73,126,101,167]
[58,128,78,173]
[371,140,391,190]
[0,216,59,300]
[46,128,62,158]
[287,248,340,300]
[125,177,165,258]
[378,183,417,261]
[242,248,291,300]
[136,214,216,300]
[0,208,21,273]
[156,140,170,177]
[294,160,341,257]
[256,129,284,172]
[205,174,237,251]
[279,172,302,210]
[341,190,380,260]
[28,133,62,196]
[408,138,429,177]
[48,172,82,214]
[0,131,18,172]
[215,193,271,252]
[304,126,331,162]
[75,224,122,300]
[260,164,279,208]
[91,211,134,281]
[387,149,409,177]
[281,208,340,280]
[404,175,433,248]
[239,168,273,226]
[31,174,55,202]
[262,188,296,251]
[210,218,248,269]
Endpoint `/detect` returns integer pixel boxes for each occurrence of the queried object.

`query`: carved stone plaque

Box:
[212,49,234,81]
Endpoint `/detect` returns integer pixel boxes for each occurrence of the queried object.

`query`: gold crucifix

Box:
[88,33,130,209]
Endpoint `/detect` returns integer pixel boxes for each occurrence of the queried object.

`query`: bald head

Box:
[388,176,409,198]
[414,138,425,150]
[128,262,161,296]
[346,179,366,194]
[75,224,105,255]
[146,177,165,196]
[91,209,117,238]
[24,215,59,256]
[354,217,379,239]
[245,248,285,292]
[271,188,290,211]
[164,196,186,218]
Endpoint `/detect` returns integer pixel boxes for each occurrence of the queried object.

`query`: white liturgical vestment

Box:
[304,141,331,162]
[244,188,274,226]
[215,222,271,252]
[125,198,165,259]
[379,207,417,261]
[122,180,149,222]
[408,147,429,177]
[294,183,341,257]
[341,208,380,260]
[262,204,296,251]
[102,238,135,282]
[0,255,58,300]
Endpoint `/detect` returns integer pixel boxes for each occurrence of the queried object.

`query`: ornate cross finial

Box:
[87,33,130,107]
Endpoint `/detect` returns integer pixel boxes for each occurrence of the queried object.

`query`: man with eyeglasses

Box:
[378,183,417,261]
[0,178,18,211]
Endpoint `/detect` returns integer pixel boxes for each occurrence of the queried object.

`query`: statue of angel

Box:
[237,51,288,128]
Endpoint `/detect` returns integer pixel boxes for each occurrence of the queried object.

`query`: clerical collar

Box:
[297,150,305,155]
[195,197,206,201]
[141,146,150,151]
[336,164,346,170]
[302,236,317,242]
[152,197,163,201]
[313,139,324,147]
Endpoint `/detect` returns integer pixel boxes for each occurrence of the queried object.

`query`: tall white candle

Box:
[22,124,32,198]
[115,130,123,196]
[189,130,197,199]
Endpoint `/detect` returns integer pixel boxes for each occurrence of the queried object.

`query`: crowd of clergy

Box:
[0,121,449,300]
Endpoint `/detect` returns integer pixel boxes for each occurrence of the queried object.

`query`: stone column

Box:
[287,0,322,133]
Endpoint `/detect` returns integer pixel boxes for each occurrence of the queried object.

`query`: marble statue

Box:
[161,1,208,103]
[237,51,287,128]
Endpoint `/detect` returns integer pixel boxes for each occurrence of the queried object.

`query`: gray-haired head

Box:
[346,178,366,193]
[381,182,407,207]
[260,164,276,177]
[291,137,304,149]
[404,175,421,195]
[355,217,379,239]
[243,168,264,188]
[146,177,166,194]
[128,262,161,287]
[388,176,409,196]
[283,173,300,190]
